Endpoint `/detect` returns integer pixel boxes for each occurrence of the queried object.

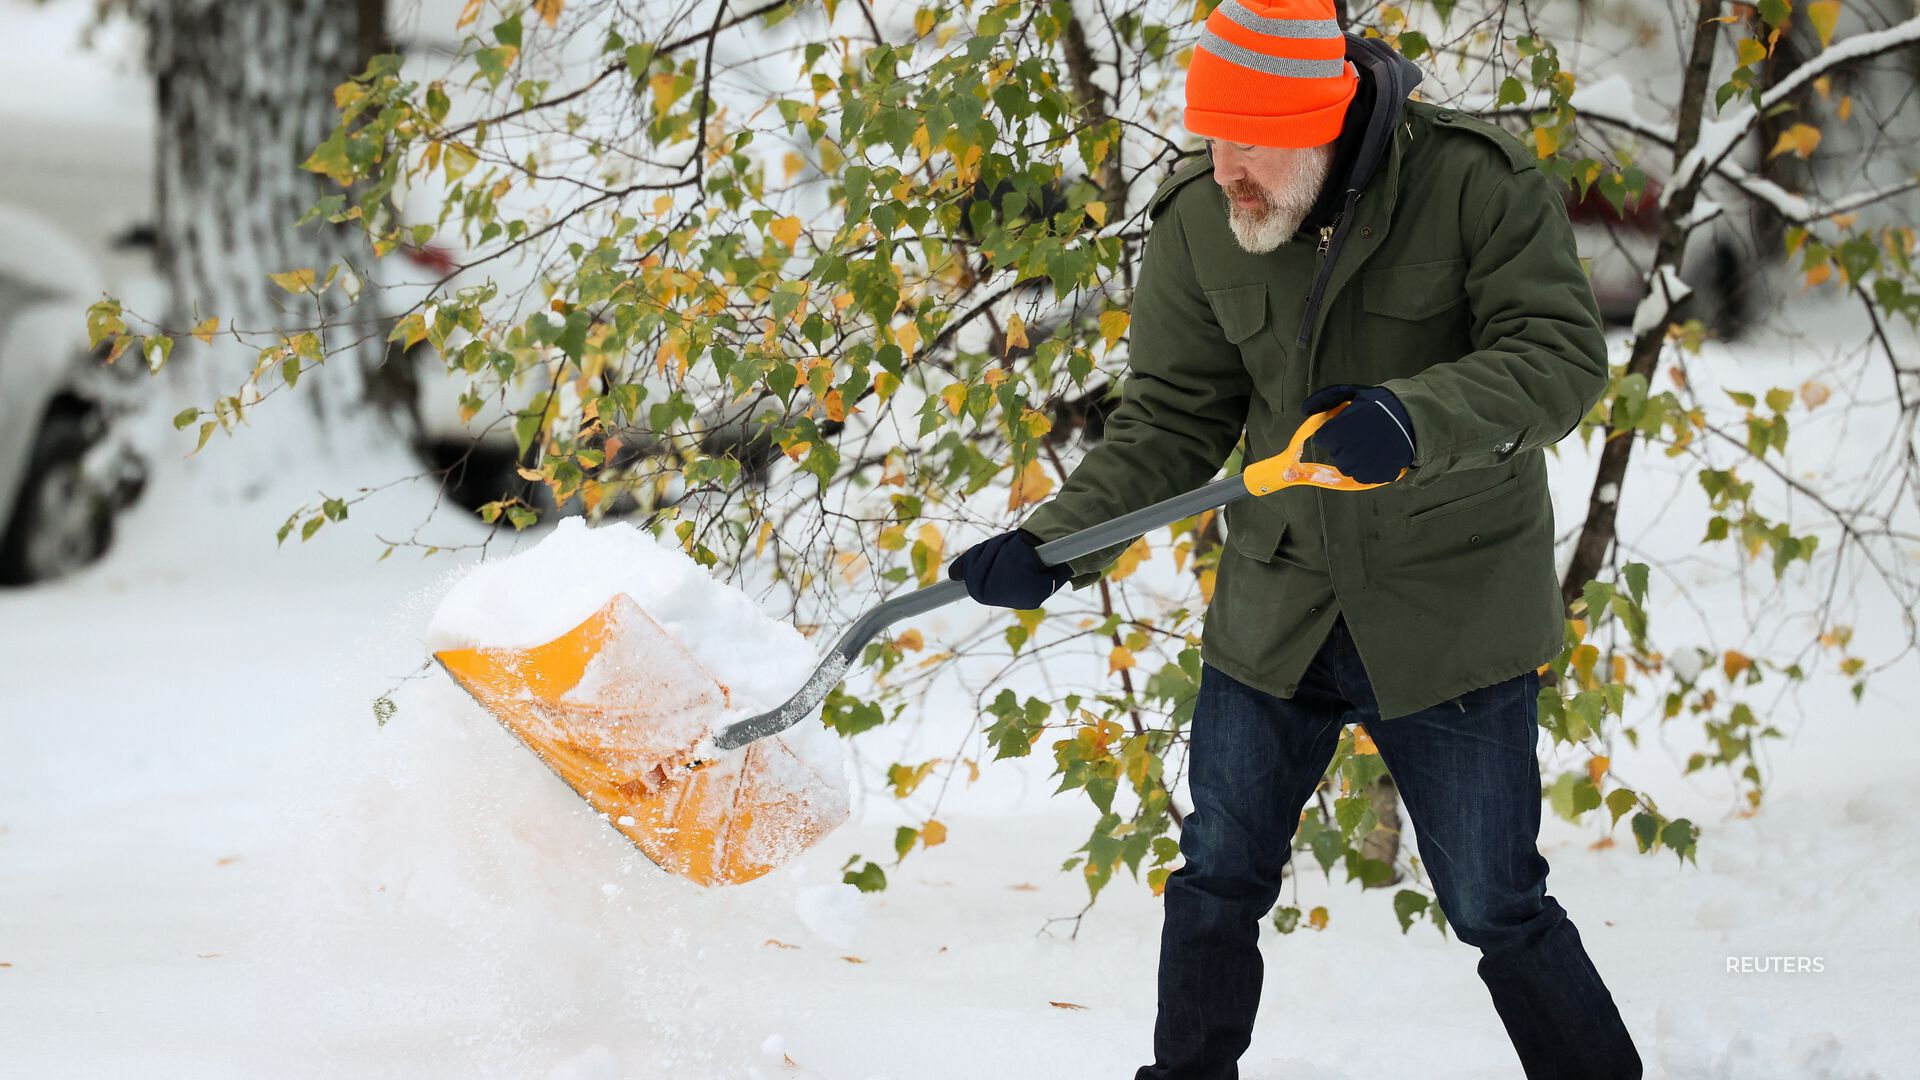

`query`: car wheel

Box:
[0,409,115,585]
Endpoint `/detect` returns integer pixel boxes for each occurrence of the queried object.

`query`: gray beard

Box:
[1223,144,1336,254]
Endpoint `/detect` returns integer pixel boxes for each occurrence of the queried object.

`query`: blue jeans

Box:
[1136,614,1641,1079]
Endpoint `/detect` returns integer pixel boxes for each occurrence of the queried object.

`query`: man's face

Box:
[1208,137,1336,254]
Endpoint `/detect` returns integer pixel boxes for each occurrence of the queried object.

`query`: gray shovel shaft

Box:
[708,473,1254,751]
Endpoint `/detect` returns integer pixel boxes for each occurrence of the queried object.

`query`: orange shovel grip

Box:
[1241,400,1407,496]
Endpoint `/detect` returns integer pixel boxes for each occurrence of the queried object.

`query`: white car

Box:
[0,206,146,584]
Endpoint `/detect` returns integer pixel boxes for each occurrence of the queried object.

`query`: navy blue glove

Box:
[947,528,1073,609]
[1299,384,1417,484]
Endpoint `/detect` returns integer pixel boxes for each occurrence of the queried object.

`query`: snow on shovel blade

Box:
[434,593,848,887]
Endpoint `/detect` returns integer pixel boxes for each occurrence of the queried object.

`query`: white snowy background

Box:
[3,0,1917,1077]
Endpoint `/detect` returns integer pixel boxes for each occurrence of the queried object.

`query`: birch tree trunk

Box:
[146,0,404,455]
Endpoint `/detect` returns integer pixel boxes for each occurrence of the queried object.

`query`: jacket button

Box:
[1360,226,1373,238]
[1470,533,1481,544]
[1437,109,1455,122]
[1309,605,1320,614]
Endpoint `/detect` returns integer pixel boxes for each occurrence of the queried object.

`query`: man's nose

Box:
[1211,146,1244,185]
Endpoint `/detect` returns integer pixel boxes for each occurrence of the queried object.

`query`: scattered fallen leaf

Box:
[1050,1000,1088,1010]
[1006,882,1039,892]
[763,939,800,949]
[197,952,222,959]
[217,855,245,866]
[840,955,866,964]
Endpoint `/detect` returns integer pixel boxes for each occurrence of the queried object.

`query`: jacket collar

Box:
[1339,35,1423,203]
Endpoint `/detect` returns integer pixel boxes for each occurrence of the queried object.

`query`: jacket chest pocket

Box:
[1206,281,1296,415]
[1357,257,1470,383]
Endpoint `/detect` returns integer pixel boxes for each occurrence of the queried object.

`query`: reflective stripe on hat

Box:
[1197,30,1347,78]
[1213,0,1340,38]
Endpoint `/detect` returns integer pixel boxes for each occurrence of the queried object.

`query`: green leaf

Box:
[172,407,199,430]
[842,859,888,893]
[1393,889,1429,933]
[1605,786,1638,827]
[86,299,126,349]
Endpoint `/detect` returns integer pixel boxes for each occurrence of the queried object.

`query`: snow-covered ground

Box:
[6,306,1918,1080]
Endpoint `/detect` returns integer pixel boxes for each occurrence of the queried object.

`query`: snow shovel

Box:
[434,401,1392,888]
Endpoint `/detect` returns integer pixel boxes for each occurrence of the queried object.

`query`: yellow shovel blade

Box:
[434,594,848,887]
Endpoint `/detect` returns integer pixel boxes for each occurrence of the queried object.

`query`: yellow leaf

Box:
[783,152,805,181]
[875,370,901,403]
[756,518,773,557]
[1804,262,1832,288]
[1107,536,1151,581]
[1352,726,1378,754]
[1097,309,1130,354]
[915,524,945,586]
[1308,906,1329,931]
[1588,756,1610,787]
[1197,566,1216,602]
[456,0,483,29]
[1004,313,1029,351]
[1736,37,1768,68]
[895,319,921,358]
[895,628,924,651]
[1020,407,1051,438]
[652,193,675,217]
[1531,125,1559,158]
[190,317,219,344]
[1799,379,1830,409]
[921,819,948,848]
[1768,123,1821,160]
[1108,645,1135,674]
[940,382,967,415]
[1085,200,1108,227]
[649,72,683,113]
[914,6,936,36]
[1571,642,1600,688]
[1837,95,1853,122]
[1722,649,1752,681]
[269,268,317,294]
[1808,0,1840,48]
[769,215,803,248]
[823,388,847,422]
[983,367,1008,389]
[533,0,563,26]
[1007,457,1055,509]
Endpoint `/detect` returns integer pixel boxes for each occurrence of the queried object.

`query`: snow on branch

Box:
[1670,17,1920,201]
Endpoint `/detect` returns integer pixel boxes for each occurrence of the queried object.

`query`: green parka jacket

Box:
[1016,39,1608,720]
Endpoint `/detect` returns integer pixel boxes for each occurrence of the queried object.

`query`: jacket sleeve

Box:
[1376,163,1609,489]
[1015,199,1254,590]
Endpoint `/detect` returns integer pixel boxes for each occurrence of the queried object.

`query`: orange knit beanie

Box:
[1184,0,1357,147]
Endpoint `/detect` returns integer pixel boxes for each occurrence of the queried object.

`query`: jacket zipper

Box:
[1296,188,1363,348]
